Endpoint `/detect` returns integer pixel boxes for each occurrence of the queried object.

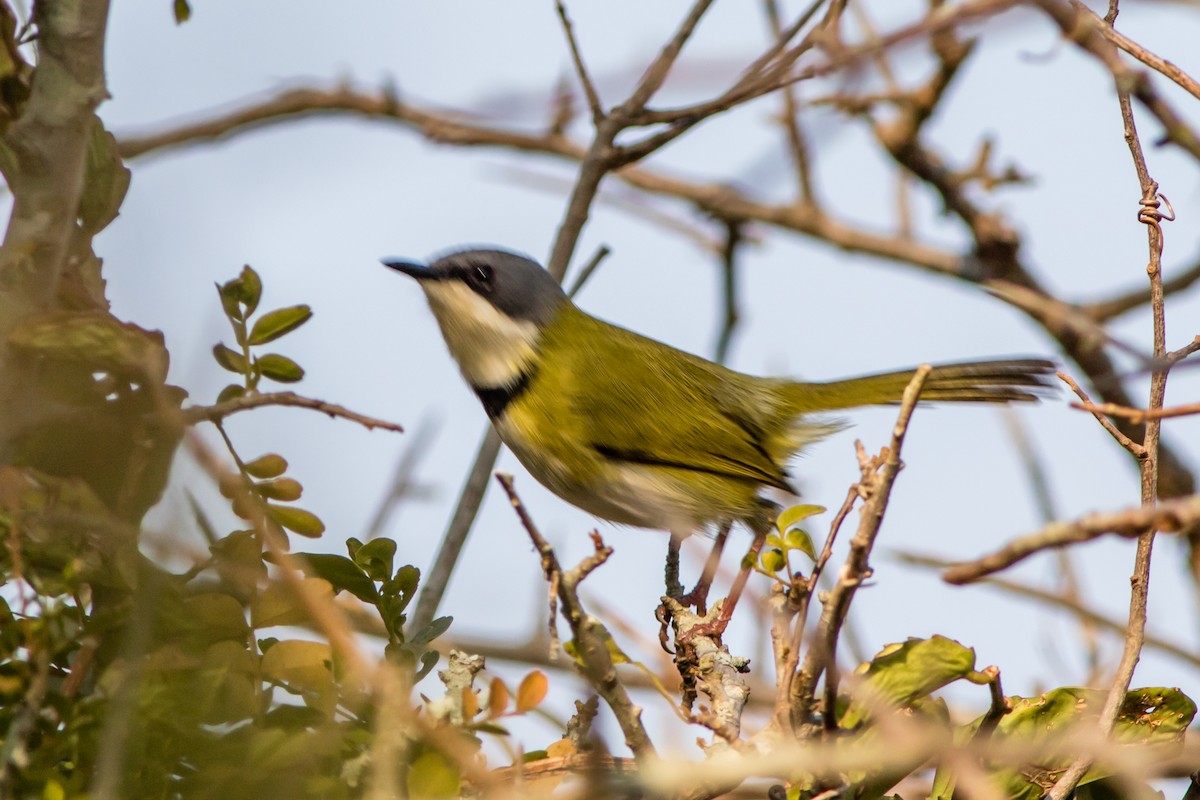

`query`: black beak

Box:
[381,258,434,280]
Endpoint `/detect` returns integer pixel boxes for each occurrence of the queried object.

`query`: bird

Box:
[384,248,1053,630]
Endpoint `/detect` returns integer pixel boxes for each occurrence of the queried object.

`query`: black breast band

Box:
[473,368,534,419]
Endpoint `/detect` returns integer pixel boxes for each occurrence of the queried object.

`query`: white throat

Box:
[421,281,539,388]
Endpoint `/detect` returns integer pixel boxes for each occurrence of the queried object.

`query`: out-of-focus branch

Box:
[1035,0,1200,163]
[0,0,112,308]
[1072,399,1200,425]
[1082,259,1200,322]
[943,494,1200,585]
[897,551,1200,671]
[1069,0,1200,102]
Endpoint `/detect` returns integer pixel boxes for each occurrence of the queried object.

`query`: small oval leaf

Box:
[245,454,288,479]
[761,548,787,574]
[515,670,548,713]
[257,353,305,383]
[212,343,248,374]
[785,528,817,561]
[216,383,245,403]
[488,677,510,719]
[249,305,312,345]
[268,505,325,537]
[257,477,302,501]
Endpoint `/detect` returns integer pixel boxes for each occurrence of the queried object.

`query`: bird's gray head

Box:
[382,248,568,389]
[383,249,567,325]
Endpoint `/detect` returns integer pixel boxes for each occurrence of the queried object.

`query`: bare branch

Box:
[555,1,604,123]
[795,365,931,728]
[1058,371,1146,457]
[183,391,404,433]
[943,494,1200,585]
[1070,0,1200,102]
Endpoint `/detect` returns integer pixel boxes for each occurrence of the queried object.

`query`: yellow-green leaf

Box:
[407,750,461,799]
[212,343,248,374]
[260,638,335,713]
[257,353,304,383]
[268,504,325,537]
[244,453,287,479]
[251,578,333,628]
[785,527,817,561]
[257,477,302,501]
[248,305,312,346]
[8,311,169,383]
[173,0,191,23]
[185,592,249,642]
[776,504,826,536]
[761,548,786,573]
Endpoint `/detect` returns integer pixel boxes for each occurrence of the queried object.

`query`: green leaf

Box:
[353,538,396,582]
[212,343,248,374]
[78,118,131,235]
[248,305,312,345]
[785,527,817,561]
[385,564,420,607]
[251,578,333,628]
[408,616,452,648]
[761,548,786,573]
[841,636,976,728]
[244,453,288,479]
[257,353,305,383]
[407,749,461,799]
[414,650,439,681]
[776,504,826,535]
[173,0,191,23]
[257,477,302,501]
[8,310,170,383]
[267,505,325,537]
[292,553,378,603]
[260,639,335,713]
[216,383,245,403]
[185,593,249,642]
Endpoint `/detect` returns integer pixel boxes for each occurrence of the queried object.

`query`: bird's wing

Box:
[544,312,793,492]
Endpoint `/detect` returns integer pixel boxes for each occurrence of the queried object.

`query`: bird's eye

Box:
[470,263,494,287]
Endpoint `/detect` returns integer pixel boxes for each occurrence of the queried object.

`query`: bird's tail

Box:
[780,358,1056,413]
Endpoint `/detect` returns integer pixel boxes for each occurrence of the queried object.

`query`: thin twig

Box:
[794,365,931,729]
[897,550,1200,670]
[409,428,503,634]
[943,494,1200,585]
[1048,16,1171,792]
[1058,371,1146,457]
[565,243,612,299]
[555,1,604,123]
[184,391,405,432]
[1071,399,1200,425]
[714,221,743,364]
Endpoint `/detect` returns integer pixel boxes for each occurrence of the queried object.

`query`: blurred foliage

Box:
[0,267,561,799]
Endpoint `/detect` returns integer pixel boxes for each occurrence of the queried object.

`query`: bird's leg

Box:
[657,532,688,652]
[674,520,732,616]
[664,532,685,599]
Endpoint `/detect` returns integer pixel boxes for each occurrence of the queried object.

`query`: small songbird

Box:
[384,248,1054,541]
